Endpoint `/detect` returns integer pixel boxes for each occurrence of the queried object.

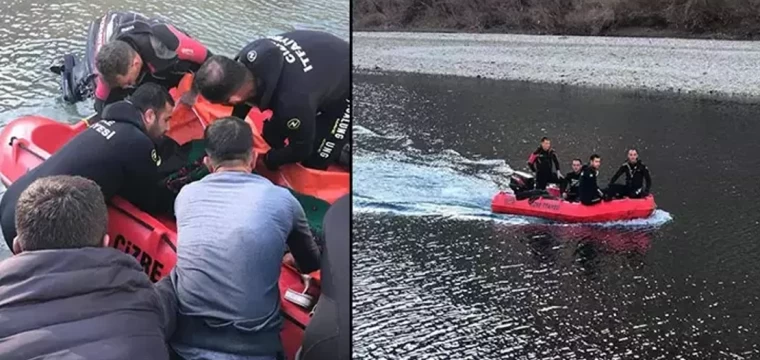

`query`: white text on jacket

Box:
[92,121,116,140]
[267,35,313,73]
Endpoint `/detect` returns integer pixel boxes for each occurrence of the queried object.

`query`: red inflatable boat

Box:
[491,191,657,223]
[0,115,323,360]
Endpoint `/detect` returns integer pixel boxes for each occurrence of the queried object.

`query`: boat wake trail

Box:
[353,125,673,228]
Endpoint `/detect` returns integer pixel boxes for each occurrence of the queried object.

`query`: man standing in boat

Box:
[527,137,563,190]
[606,148,652,199]
[93,11,212,115]
[560,158,583,202]
[189,30,350,171]
[578,154,606,206]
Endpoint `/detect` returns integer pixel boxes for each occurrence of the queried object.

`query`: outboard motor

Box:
[509,170,536,194]
[50,54,94,103]
[49,11,153,104]
[508,170,559,201]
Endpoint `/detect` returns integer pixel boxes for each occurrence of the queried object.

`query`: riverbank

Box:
[353,0,760,39]
[353,32,760,101]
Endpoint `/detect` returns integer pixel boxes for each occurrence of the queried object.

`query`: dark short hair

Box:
[96,40,137,87]
[193,55,252,103]
[204,116,254,164]
[572,158,582,164]
[590,154,601,161]
[541,137,550,142]
[129,83,175,114]
[15,175,108,251]
[628,148,638,153]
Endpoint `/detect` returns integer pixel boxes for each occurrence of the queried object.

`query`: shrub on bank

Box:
[353,0,760,38]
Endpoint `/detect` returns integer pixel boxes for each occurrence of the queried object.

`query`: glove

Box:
[556,170,563,179]
[263,151,280,171]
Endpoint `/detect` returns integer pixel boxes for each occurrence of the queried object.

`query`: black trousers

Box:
[606,184,647,199]
[299,296,348,360]
[580,188,603,206]
[535,172,560,190]
[302,96,351,170]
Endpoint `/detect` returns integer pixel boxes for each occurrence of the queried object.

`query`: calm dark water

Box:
[353,71,760,359]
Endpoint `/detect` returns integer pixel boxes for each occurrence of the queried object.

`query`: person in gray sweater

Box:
[0,175,177,360]
[169,116,321,360]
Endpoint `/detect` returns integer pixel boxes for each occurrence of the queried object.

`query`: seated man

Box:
[169,117,321,360]
[0,83,176,252]
[0,175,176,359]
[560,158,583,202]
[527,137,563,190]
[298,194,350,360]
[607,148,652,199]
[578,154,605,206]
[94,11,211,115]
[190,30,350,171]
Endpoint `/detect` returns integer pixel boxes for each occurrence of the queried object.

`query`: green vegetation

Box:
[353,0,760,39]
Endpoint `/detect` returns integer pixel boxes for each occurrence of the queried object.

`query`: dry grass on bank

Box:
[353,0,760,38]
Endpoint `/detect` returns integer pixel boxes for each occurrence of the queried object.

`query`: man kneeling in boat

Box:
[578,154,606,206]
[189,30,350,171]
[560,158,583,202]
[606,148,652,199]
[168,117,321,360]
[0,83,176,253]
[0,176,177,359]
[93,11,212,116]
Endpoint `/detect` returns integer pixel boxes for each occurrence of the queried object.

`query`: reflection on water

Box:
[0,0,348,256]
[353,71,760,358]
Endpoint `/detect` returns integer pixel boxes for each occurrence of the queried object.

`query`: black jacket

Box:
[231,30,350,168]
[578,165,604,204]
[527,147,560,175]
[609,160,652,193]
[0,101,175,250]
[94,15,211,114]
[560,171,582,196]
[0,248,177,360]
[301,195,350,360]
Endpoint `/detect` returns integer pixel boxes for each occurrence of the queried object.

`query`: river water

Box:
[0,0,347,254]
[353,71,760,359]
[0,0,349,120]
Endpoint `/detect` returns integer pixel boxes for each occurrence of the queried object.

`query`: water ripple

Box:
[0,0,348,117]
[353,71,760,359]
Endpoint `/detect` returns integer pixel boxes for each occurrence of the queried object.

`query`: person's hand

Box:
[556,170,564,179]
[283,252,296,267]
[562,192,567,199]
